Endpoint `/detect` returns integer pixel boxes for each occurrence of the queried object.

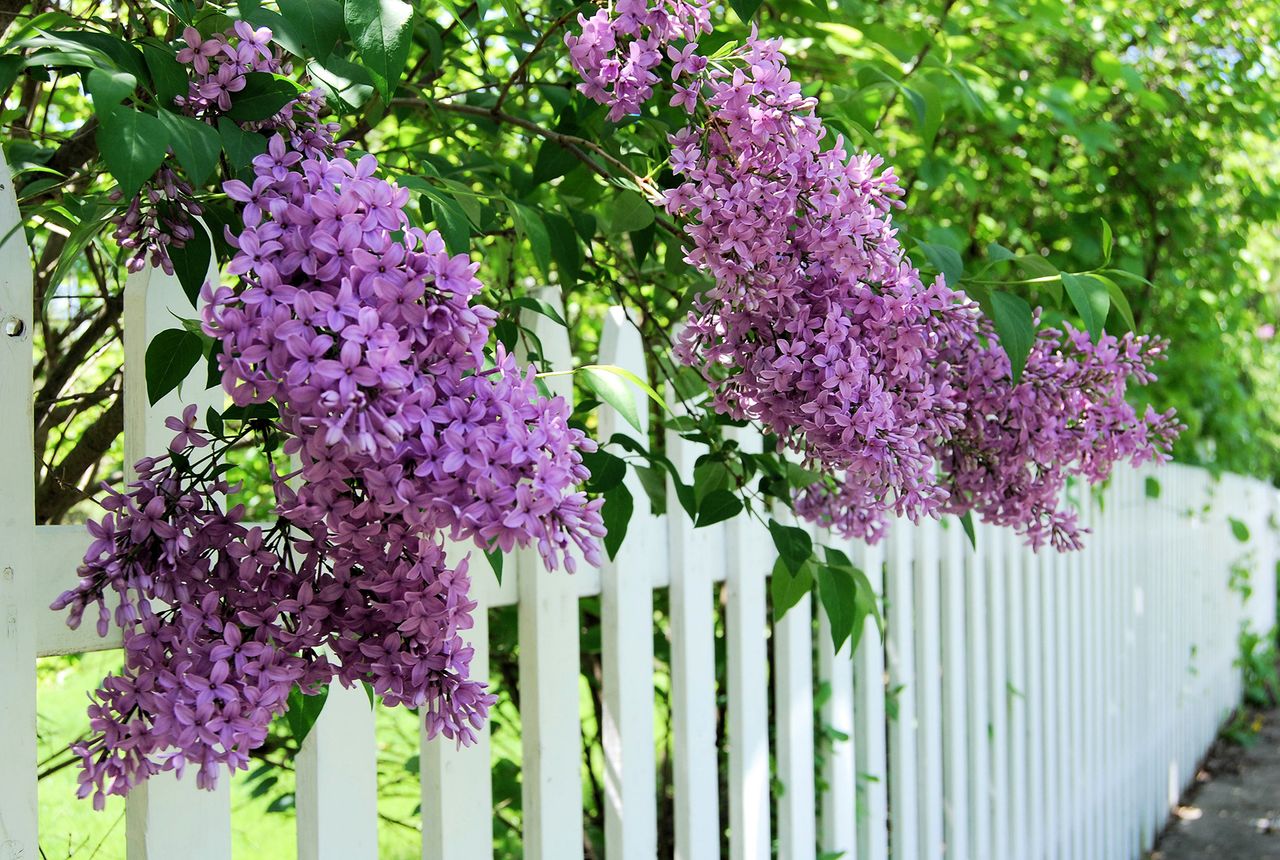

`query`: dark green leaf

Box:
[142,41,189,108]
[771,557,813,622]
[693,459,731,506]
[86,68,136,107]
[582,449,626,494]
[769,519,813,573]
[511,203,552,279]
[284,684,329,746]
[602,482,634,559]
[344,0,415,102]
[959,512,977,550]
[483,547,504,583]
[307,54,377,111]
[156,110,221,185]
[603,190,654,234]
[1062,272,1111,342]
[989,291,1035,385]
[226,72,299,122]
[916,241,964,287]
[218,117,269,169]
[97,108,169,199]
[695,488,742,528]
[169,225,211,306]
[145,328,204,404]
[1144,476,1161,499]
[546,212,582,289]
[816,562,859,653]
[277,0,345,60]
[729,0,763,21]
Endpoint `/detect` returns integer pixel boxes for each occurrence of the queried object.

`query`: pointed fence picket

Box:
[1,146,1276,860]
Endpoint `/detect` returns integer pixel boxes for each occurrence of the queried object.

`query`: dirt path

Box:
[1151,711,1280,859]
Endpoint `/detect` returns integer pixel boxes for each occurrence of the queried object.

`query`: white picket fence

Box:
[2,148,1277,860]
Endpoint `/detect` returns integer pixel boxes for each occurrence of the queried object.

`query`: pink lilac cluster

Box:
[112,21,341,273]
[936,324,1181,550]
[564,0,711,121]
[568,10,1181,548]
[204,139,604,571]
[663,35,976,539]
[58,27,604,804]
[51,425,491,808]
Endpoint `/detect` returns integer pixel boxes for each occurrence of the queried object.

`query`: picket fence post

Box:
[0,137,39,860]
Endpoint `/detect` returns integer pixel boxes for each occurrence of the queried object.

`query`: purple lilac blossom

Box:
[111,22,343,273]
[56,25,604,808]
[568,5,1181,548]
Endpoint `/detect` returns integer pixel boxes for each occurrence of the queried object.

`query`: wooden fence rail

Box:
[1,146,1276,860]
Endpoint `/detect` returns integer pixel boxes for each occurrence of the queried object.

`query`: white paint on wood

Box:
[596,308,659,860]
[818,605,855,858]
[775,591,815,860]
[516,292,584,860]
[884,522,919,860]
[0,143,39,860]
[939,521,970,860]
[724,428,771,860]
[297,683,379,860]
[666,379,722,860]
[913,520,945,860]
[852,538,889,860]
[422,553,494,860]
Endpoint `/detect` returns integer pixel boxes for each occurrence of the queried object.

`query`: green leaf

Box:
[277,0,345,60]
[508,295,568,328]
[97,108,169,199]
[344,0,415,102]
[86,68,137,107]
[730,0,764,22]
[284,684,329,746]
[582,366,643,432]
[816,562,859,653]
[226,72,299,122]
[1100,218,1114,262]
[771,557,813,622]
[693,459,731,506]
[1144,476,1161,499]
[695,489,742,528]
[307,53,377,111]
[483,547,504,583]
[1094,273,1136,333]
[989,291,1036,385]
[545,212,582,289]
[1230,517,1250,543]
[602,482,634,559]
[769,519,813,574]
[1062,272,1111,342]
[959,512,977,550]
[145,329,205,404]
[916,241,964,286]
[218,117,269,169]
[168,225,211,306]
[142,41,188,108]
[511,203,552,279]
[582,449,626,494]
[603,190,654,234]
[156,110,221,185]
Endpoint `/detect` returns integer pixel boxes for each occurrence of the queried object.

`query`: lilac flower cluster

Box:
[58,27,604,806]
[565,0,711,121]
[205,138,604,572]
[936,324,1181,550]
[568,8,1181,547]
[112,22,341,273]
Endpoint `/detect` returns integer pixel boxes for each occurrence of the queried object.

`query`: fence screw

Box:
[3,315,25,338]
